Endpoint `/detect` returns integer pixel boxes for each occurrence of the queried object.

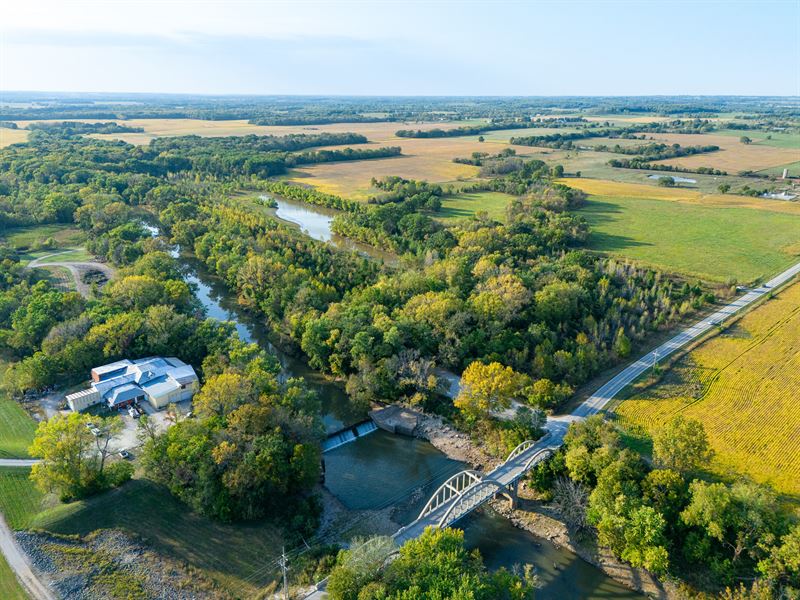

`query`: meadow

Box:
[437,191,514,222]
[0,225,85,254]
[613,281,800,498]
[572,190,800,282]
[0,465,289,596]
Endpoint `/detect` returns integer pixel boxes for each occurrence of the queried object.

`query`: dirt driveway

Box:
[28,249,115,298]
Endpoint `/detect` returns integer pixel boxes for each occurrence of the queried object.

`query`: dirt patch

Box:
[16,528,225,600]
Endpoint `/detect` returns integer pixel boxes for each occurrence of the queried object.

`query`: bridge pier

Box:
[496,479,519,509]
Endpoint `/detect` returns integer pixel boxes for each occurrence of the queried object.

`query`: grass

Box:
[0,361,37,459]
[0,225,85,251]
[714,128,800,149]
[0,469,45,529]
[575,193,800,283]
[0,553,27,600]
[6,478,287,595]
[613,281,800,498]
[757,160,800,177]
[437,191,515,222]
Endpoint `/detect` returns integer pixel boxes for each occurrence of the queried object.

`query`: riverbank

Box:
[412,407,675,599]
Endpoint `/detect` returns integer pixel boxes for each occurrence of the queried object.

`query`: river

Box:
[156,206,644,599]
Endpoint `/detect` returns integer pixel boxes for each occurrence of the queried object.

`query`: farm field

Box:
[574,195,800,282]
[0,128,28,148]
[563,179,800,282]
[758,160,800,177]
[646,132,799,172]
[713,128,800,149]
[613,281,800,498]
[15,118,480,146]
[562,178,800,215]
[437,191,515,222]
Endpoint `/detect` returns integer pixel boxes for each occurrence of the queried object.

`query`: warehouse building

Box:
[66,357,199,412]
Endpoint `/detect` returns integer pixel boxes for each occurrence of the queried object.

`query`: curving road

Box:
[304,259,800,599]
[28,249,114,298]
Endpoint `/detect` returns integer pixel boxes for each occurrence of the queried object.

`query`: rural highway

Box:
[0,459,39,467]
[303,259,800,599]
[573,260,800,417]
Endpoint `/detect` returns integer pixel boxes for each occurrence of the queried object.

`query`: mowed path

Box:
[28,250,114,298]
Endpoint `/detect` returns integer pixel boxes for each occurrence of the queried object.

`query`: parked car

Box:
[128,406,139,419]
[118,449,132,460]
[90,426,101,436]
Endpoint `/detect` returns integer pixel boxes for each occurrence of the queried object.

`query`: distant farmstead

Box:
[66,357,199,412]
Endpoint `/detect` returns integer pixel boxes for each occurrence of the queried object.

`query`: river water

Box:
[158,205,644,599]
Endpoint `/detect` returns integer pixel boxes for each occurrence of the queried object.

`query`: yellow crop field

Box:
[615,281,800,497]
[0,128,29,147]
[559,178,800,216]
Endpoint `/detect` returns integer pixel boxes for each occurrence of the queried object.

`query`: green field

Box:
[0,225,84,250]
[0,469,44,529]
[577,195,800,282]
[757,160,800,177]
[0,362,36,459]
[715,128,800,149]
[437,191,514,222]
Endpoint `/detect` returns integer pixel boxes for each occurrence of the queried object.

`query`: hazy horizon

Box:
[2,0,798,97]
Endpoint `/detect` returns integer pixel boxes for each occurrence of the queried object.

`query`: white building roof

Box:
[87,357,198,403]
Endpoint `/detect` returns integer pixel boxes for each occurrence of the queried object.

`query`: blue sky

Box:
[1,0,798,96]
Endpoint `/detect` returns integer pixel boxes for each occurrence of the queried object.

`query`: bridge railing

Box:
[417,470,482,520]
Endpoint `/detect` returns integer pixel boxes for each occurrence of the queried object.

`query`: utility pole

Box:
[652,349,659,372]
[279,547,289,600]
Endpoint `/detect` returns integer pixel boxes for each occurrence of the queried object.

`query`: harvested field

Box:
[561,178,800,215]
[614,282,800,498]
[645,132,799,172]
[0,128,29,148]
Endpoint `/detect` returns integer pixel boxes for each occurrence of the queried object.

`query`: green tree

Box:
[681,481,780,564]
[612,328,632,358]
[718,183,731,194]
[652,415,713,473]
[740,136,752,144]
[758,523,800,592]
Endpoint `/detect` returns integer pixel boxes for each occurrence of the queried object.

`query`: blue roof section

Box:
[107,383,143,407]
[88,357,198,405]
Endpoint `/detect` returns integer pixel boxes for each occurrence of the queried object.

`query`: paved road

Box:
[28,249,114,298]
[0,459,39,467]
[574,260,800,417]
[304,260,800,599]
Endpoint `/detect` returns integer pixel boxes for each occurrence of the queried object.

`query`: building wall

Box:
[66,390,101,412]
